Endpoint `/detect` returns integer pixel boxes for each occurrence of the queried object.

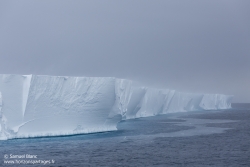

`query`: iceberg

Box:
[0,74,233,140]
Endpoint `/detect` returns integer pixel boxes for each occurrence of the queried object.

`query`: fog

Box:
[0,0,249,102]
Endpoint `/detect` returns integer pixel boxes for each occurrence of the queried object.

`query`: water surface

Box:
[1,106,250,166]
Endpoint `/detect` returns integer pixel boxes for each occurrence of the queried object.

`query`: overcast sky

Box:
[0,0,249,102]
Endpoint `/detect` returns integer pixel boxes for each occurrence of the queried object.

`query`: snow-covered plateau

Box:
[0,74,233,140]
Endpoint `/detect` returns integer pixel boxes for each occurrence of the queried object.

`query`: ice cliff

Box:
[0,74,233,140]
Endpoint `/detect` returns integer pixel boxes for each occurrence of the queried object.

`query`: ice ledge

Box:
[0,74,233,140]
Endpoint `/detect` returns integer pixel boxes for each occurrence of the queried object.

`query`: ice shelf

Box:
[0,74,233,140]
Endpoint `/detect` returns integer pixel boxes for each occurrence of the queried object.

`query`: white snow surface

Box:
[0,74,233,140]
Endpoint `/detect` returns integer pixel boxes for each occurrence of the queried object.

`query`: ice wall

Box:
[0,74,233,140]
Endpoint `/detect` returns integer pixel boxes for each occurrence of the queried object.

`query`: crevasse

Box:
[0,74,233,140]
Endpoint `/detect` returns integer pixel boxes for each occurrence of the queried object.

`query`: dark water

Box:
[1,104,250,167]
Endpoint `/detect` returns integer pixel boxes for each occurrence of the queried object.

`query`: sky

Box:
[0,0,249,103]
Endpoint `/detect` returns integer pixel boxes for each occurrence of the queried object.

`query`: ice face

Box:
[0,74,233,140]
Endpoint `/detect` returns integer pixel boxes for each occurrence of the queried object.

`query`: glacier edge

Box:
[0,74,233,140]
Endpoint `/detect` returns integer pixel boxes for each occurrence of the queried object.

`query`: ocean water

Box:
[1,104,250,166]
